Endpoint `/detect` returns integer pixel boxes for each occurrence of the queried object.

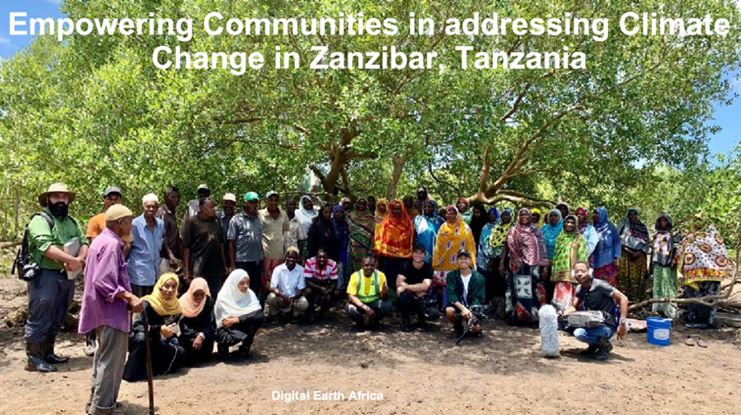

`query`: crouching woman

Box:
[214,269,264,359]
[178,277,215,365]
[123,273,186,381]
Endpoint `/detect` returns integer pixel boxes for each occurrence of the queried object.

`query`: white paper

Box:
[63,237,81,280]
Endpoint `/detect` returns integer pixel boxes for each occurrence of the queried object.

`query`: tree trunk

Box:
[386,154,405,200]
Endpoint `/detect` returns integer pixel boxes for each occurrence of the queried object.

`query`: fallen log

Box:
[715,312,741,328]
[0,241,21,250]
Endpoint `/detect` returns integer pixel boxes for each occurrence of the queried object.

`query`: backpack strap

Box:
[36,211,55,231]
[35,212,82,239]
[12,212,55,278]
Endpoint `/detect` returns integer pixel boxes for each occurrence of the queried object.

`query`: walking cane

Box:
[141,309,155,415]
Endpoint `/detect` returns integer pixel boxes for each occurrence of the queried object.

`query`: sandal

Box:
[696,339,708,348]
[684,337,697,346]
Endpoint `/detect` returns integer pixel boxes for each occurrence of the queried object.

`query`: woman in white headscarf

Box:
[295,196,318,235]
[214,269,264,359]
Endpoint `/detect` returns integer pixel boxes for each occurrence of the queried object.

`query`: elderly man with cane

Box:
[79,205,144,415]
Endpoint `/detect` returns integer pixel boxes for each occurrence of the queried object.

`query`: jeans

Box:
[573,325,614,346]
[24,269,74,343]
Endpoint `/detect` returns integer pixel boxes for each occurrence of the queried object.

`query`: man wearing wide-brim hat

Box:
[25,182,89,372]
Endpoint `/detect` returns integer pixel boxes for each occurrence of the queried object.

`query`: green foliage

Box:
[0,0,739,243]
[619,145,741,248]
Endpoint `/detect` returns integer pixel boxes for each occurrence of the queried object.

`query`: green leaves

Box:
[0,0,738,244]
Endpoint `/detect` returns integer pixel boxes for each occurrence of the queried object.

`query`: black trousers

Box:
[398,291,440,323]
[131,284,153,298]
[305,282,339,313]
[216,310,264,349]
[377,256,407,297]
[235,261,263,296]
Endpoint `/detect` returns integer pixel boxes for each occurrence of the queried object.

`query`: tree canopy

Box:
[0,0,739,243]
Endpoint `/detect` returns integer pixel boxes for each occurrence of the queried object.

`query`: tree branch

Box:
[473,192,555,207]
[477,145,491,194]
[499,82,532,122]
[344,149,378,160]
[386,154,406,200]
[485,103,584,197]
[309,165,328,189]
[505,167,553,179]
[197,135,300,158]
[340,165,354,199]
[0,241,21,249]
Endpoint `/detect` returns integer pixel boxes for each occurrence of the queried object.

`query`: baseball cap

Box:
[103,186,122,197]
[457,249,471,258]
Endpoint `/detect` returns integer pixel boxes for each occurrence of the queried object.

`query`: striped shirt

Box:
[303,256,338,282]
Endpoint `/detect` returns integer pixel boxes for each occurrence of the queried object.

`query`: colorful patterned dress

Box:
[678,220,730,327]
[550,218,588,311]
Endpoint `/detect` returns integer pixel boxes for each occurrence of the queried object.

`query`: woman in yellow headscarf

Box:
[432,205,476,307]
[372,198,389,251]
[123,273,186,381]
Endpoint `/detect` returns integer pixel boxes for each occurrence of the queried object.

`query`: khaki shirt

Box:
[259,208,289,260]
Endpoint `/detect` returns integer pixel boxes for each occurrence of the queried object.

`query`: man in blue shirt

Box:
[127,193,165,297]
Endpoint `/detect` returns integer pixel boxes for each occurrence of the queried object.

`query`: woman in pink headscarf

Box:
[178,277,215,365]
[501,208,549,325]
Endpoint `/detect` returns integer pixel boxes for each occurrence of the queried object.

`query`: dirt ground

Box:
[1,277,739,415]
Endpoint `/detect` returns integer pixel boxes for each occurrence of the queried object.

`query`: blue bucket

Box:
[646,317,672,346]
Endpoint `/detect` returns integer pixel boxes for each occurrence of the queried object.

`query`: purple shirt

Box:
[78,227,132,334]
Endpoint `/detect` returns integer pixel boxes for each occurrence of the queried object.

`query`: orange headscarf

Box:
[374,200,414,258]
[179,277,211,318]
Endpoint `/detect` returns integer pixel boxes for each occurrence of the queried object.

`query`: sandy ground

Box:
[1,278,739,415]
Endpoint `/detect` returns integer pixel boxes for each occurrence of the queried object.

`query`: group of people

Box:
[21,182,732,414]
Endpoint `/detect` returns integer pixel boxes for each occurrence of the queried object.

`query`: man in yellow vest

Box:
[346,256,392,329]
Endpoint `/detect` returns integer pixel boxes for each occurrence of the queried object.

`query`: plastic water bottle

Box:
[539,305,560,357]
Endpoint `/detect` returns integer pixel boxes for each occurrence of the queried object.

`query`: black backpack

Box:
[12,211,55,281]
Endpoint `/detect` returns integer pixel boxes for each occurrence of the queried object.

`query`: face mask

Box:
[49,202,69,218]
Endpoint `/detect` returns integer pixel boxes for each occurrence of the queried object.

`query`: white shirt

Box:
[461,274,472,299]
[270,263,306,298]
[185,199,200,221]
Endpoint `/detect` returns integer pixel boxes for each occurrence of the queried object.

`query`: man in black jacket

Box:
[445,250,486,338]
